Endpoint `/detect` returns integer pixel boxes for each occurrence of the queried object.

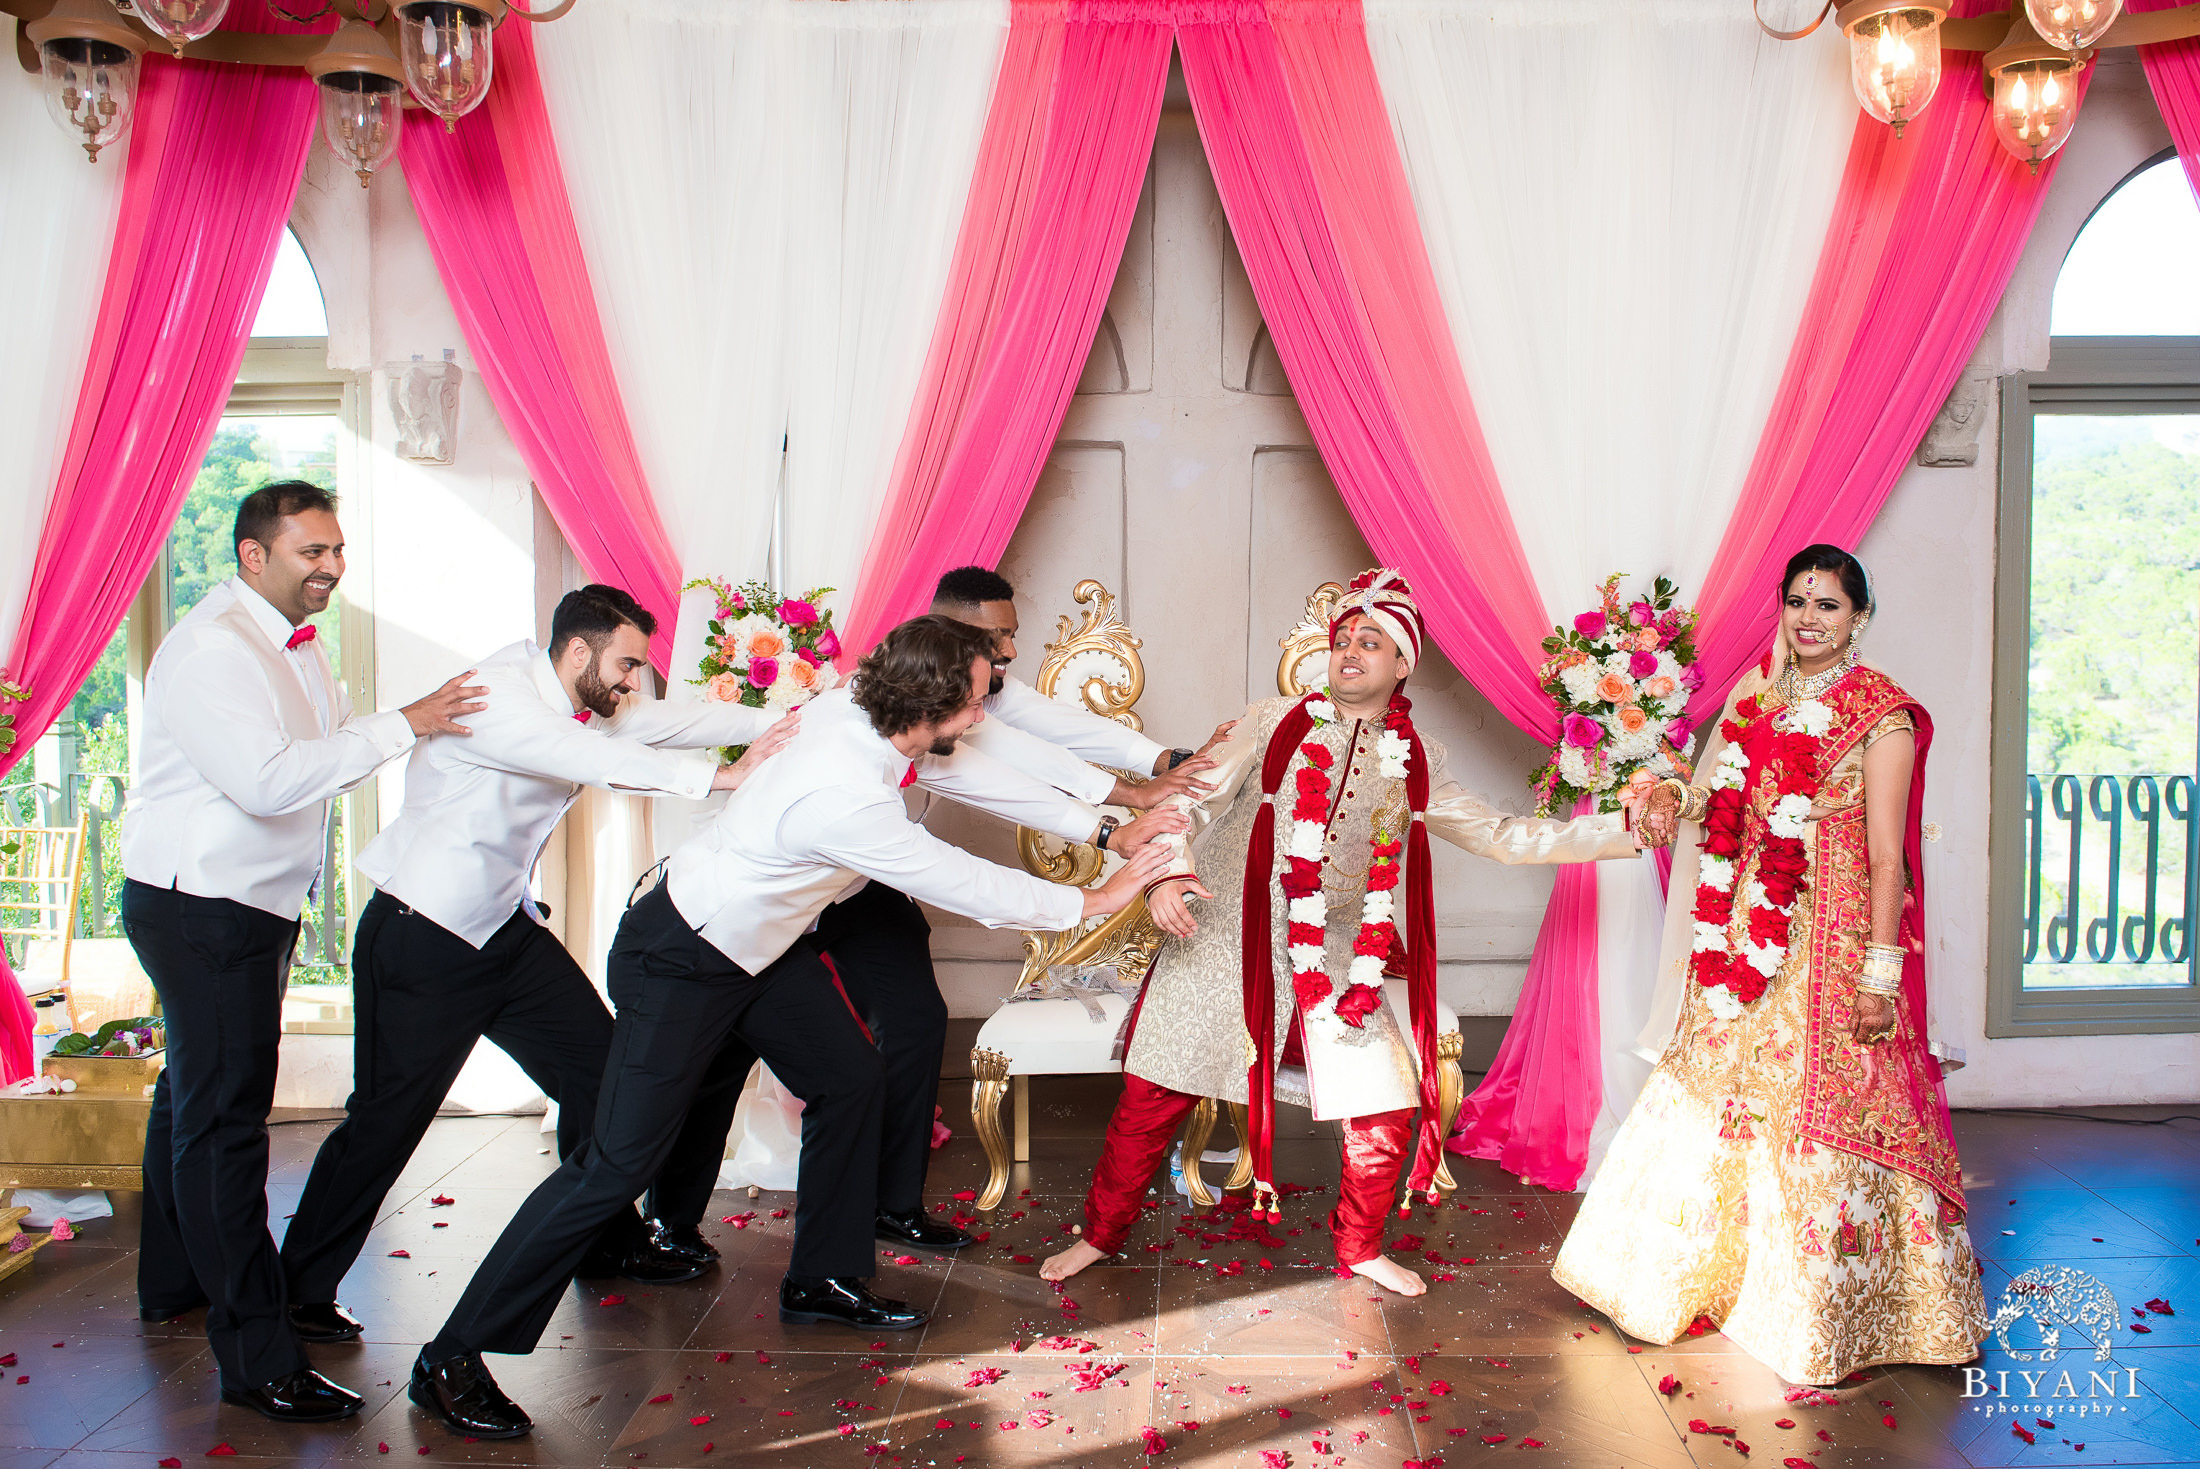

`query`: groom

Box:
[1042,570,1639,1295]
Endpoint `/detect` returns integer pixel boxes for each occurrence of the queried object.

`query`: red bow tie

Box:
[284,624,317,651]
[573,711,592,724]
[900,762,918,790]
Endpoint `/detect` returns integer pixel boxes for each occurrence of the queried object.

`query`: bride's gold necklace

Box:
[1778,640,1857,703]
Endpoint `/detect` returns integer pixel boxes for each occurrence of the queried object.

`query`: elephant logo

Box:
[1988,1265,2119,1363]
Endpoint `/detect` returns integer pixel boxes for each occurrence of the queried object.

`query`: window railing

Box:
[2022,772,2197,983]
[0,776,349,973]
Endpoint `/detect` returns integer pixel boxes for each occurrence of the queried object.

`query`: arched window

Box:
[1993,150,2200,1035]
[252,226,330,338]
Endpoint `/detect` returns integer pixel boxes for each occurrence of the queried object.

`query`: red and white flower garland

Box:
[1277,695,1411,1035]
[1688,693,1834,1019]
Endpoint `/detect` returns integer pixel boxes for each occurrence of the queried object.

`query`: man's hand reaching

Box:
[1106,807,1188,856]
[712,709,801,792]
[1146,875,1213,938]
[403,671,489,737]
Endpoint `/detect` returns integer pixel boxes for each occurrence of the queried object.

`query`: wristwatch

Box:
[1166,748,1195,770]
[1094,816,1121,850]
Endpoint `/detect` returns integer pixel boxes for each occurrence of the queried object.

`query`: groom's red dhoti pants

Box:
[1079,1071,1416,1267]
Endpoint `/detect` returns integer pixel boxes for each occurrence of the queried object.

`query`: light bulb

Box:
[2024,0,2122,52]
[1844,6,1946,140]
[396,0,496,131]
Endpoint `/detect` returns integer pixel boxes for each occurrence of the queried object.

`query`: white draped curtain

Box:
[1362,0,1858,1175]
[0,67,127,666]
[533,0,1007,692]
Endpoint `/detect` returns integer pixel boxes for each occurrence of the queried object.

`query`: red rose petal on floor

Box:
[648,1394,673,1404]
[690,1415,711,1426]
[599,1294,627,1306]
[701,1445,712,1454]
[1277,1408,1293,1419]
[1881,1415,1897,1430]
[1658,1375,1682,1396]
[755,1352,771,1364]
[2037,1418,2054,1428]
[2146,1297,2175,1315]
[1783,1460,1814,1468]
[770,1209,788,1218]
[2011,1425,2036,1444]
[388,1250,410,1258]
[378,1446,389,1455]
[0,1356,12,1367]
[417,1448,429,1456]
[1774,1418,1795,1429]
[161,1459,183,1467]
[206,1446,237,1457]
[1521,1441,1545,1450]
[838,1425,855,1437]
[430,1195,454,1206]
[2131,1323,2153,1334]
[13,1378,24,1386]
[953,1190,978,1201]
[893,1255,920,1266]
[714,1352,730,1362]
[1480,1435,1509,1446]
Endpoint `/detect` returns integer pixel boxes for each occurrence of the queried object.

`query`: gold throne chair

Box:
[967,580,1467,1212]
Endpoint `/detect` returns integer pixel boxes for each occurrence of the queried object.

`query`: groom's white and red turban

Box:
[1329,568,1425,675]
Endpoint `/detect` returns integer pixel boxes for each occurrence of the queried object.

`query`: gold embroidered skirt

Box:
[1551,926,1987,1385]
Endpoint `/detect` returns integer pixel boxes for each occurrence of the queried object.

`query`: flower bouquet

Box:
[1529,574,1701,817]
[684,576,842,759]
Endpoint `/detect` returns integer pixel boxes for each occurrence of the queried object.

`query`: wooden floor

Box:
[0,1077,2194,1468]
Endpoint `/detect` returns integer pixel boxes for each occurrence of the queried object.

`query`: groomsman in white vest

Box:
[276,585,800,1347]
[121,481,485,1422]
[408,616,1177,1439]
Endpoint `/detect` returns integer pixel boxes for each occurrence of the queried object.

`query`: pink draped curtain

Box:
[402,21,683,671]
[2132,0,2200,204]
[840,0,1174,655]
[0,2,322,1080]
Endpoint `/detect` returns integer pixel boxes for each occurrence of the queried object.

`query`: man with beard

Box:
[409,616,1175,1438]
[278,585,799,1348]
[123,481,485,1421]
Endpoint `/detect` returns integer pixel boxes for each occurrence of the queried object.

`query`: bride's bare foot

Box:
[1040,1240,1107,1281]
[1348,1254,1426,1297]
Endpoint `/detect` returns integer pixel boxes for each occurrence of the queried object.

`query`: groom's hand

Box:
[1147,876,1211,938]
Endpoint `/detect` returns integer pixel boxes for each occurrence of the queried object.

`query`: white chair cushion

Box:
[973,994,1129,1076]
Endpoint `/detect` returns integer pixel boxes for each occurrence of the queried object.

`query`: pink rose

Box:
[778,599,820,627]
[748,656,779,690]
[1628,600,1656,627]
[1573,611,1607,639]
[1628,649,1658,679]
[1680,663,1706,692]
[1563,713,1604,749]
[706,672,744,703]
[796,645,820,667]
[815,628,842,659]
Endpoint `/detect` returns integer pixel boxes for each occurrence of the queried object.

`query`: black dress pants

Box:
[433,881,884,1357]
[123,879,309,1392]
[646,880,942,1228]
[280,893,642,1307]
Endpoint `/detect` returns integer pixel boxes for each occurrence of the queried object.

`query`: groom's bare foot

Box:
[1348,1254,1426,1297]
[1040,1241,1107,1281]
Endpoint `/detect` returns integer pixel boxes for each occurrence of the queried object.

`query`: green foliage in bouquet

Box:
[682,577,844,762]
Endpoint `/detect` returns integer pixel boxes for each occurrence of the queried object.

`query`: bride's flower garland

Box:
[1688,692,1835,1019]
[1276,695,1412,1036]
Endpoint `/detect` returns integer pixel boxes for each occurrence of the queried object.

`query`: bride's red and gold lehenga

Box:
[1553,651,1987,1385]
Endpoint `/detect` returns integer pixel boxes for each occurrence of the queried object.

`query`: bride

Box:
[1551,544,1986,1385]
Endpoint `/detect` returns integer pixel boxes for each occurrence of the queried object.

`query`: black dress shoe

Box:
[220,1368,363,1423]
[644,1217,720,1265]
[287,1301,364,1343]
[876,1208,975,1251]
[778,1276,927,1330]
[408,1350,531,1439]
[574,1239,708,1286]
[139,1299,205,1323]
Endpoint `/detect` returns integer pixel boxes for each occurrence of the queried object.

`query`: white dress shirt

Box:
[123,577,416,919]
[668,687,1085,972]
[356,641,778,948]
[966,674,1170,803]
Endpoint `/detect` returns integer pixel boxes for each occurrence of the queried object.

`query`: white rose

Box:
[1705,984,1744,1021]
[1287,896,1325,926]
[1288,944,1326,974]
[1376,730,1411,779]
[1359,888,1395,925]
[1743,940,1785,978]
[1693,921,1730,952]
[1346,953,1387,989]
[1710,744,1749,791]
[1305,698,1338,725]
[1698,855,1734,890]
[1287,822,1326,861]
[1767,793,1813,839]
[1785,698,1835,738]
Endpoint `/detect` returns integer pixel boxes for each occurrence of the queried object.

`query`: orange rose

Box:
[784,658,820,691]
[1632,630,1660,652]
[1646,675,1677,699]
[1594,673,1634,704]
[706,672,744,703]
[744,628,787,661]
[1617,705,1648,734]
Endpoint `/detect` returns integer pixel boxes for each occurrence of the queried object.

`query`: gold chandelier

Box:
[1761,1,2200,170]
[3,0,577,177]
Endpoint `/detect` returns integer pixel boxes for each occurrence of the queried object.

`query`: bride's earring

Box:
[1849,613,1870,652]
